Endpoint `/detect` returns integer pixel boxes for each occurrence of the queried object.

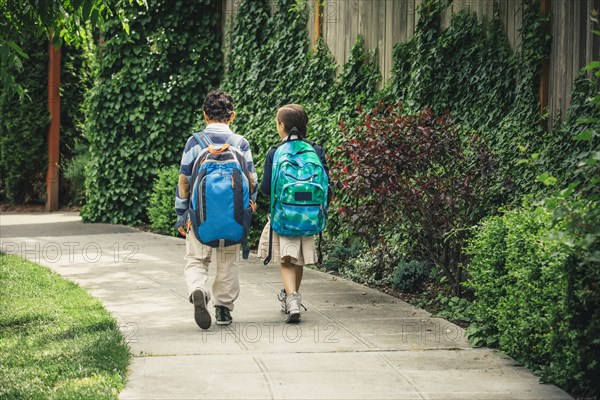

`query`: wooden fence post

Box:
[46,36,60,212]
[313,0,323,47]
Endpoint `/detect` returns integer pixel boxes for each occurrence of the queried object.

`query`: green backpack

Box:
[263,137,329,265]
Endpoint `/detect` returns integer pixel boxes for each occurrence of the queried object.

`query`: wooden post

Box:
[539,0,551,129]
[313,0,323,48]
[46,36,61,212]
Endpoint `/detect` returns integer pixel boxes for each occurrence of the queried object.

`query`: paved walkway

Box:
[0,212,572,400]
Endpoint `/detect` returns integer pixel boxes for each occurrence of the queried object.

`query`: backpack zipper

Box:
[284,173,317,181]
[198,176,207,224]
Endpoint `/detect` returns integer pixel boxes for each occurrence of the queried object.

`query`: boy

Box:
[174,90,257,329]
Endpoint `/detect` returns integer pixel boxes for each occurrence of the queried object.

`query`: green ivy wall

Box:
[81,0,222,224]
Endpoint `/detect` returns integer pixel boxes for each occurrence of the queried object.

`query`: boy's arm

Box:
[174,138,196,232]
[175,174,189,216]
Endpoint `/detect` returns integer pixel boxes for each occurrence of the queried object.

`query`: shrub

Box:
[148,165,179,236]
[465,199,599,397]
[321,234,365,273]
[0,35,92,206]
[59,37,95,207]
[61,140,90,206]
[392,260,429,293]
[332,103,494,294]
[0,40,48,204]
[339,238,405,286]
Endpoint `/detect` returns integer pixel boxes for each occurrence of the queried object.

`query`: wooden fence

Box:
[222,0,600,129]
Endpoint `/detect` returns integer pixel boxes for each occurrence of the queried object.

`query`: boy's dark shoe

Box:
[192,289,211,330]
[215,306,232,325]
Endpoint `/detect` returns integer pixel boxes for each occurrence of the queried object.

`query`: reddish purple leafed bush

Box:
[331,102,495,293]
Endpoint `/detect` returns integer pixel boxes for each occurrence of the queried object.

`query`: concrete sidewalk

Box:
[1,212,571,400]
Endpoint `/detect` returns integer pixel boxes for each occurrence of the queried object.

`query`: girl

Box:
[258,104,329,323]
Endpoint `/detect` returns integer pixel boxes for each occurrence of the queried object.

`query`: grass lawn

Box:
[0,253,130,399]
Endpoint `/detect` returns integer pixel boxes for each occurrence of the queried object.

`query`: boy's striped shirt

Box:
[175,123,257,217]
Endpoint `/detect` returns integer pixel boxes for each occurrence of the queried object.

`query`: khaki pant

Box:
[184,229,240,311]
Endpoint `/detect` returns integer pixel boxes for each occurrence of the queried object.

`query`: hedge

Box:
[465,199,599,397]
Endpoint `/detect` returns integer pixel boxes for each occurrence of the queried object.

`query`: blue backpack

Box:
[188,132,253,258]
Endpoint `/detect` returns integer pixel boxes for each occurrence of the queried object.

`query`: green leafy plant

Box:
[465,198,599,396]
[0,0,144,97]
[392,260,430,293]
[148,165,179,236]
[0,40,48,204]
[320,232,365,273]
[463,13,600,396]
[404,0,450,110]
[0,34,95,206]
[340,238,405,286]
[381,0,551,206]
[538,8,599,198]
[82,0,222,225]
[62,140,91,206]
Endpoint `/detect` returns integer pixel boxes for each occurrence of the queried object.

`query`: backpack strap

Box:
[192,131,213,149]
[274,137,317,149]
[226,133,244,149]
[318,232,323,265]
[226,132,252,260]
[263,222,273,265]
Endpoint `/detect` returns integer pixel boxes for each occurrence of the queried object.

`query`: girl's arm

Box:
[260,149,275,196]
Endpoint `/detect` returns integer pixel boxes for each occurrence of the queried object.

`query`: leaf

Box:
[574,130,593,141]
[122,21,131,35]
[90,9,100,27]
[559,182,580,198]
[82,0,93,19]
[537,173,557,186]
[576,117,598,124]
[582,61,600,71]
[6,42,29,59]
[544,197,558,208]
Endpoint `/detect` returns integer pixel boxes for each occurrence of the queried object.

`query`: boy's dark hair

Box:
[203,90,234,122]
[277,104,308,137]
